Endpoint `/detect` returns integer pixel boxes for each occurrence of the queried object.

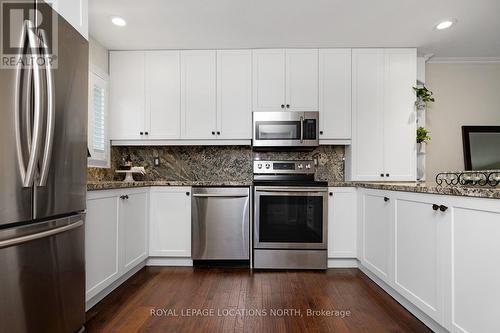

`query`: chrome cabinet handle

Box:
[15,20,43,187]
[38,29,55,186]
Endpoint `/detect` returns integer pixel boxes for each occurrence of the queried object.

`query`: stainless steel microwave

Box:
[252,111,319,148]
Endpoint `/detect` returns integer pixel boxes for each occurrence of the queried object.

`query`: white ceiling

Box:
[89,0,500,58]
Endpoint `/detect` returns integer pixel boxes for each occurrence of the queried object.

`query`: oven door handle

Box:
[255,188,328,193]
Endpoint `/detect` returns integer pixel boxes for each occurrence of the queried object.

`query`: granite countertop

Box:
[87,180,253,191]
[87,180,500,199]
[347,181,500,200]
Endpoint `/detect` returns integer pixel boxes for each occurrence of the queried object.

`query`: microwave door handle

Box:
[299,116,304,143]
[37,29,55,187]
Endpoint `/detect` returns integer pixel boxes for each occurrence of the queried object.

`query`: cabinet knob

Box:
[432,204,439,211]
[439,205,448,212]
[329,192,333,196]
[319,131,324,135]
[286,104,290,108]
[186,192,190,196]
[140,132,143,135]
[120,195,129,200]
[145,131,149,135]
[384,197,389,202]
[281,104,285,109]
[217,131,220,135]
[380,173,385,177]
[386,173,390,177]
[212,131,216,135]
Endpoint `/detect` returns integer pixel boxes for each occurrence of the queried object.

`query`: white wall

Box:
[425,62,500,180]
[89,37,109,73]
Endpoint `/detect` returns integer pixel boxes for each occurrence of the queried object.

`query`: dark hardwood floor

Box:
[85,267,432,333]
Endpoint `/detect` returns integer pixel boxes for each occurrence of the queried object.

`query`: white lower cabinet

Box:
[85,188,149,302]
[359,189,500,333]
[393,192,449,324]
[328,187,357,259]
[149,187,191,257]
[360,189,393,283]
[445,197,500,333]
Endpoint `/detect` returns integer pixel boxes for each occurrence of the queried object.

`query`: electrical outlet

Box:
[153,157,160,167]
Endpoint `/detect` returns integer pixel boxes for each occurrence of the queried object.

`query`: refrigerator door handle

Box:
[37,29,55,187]
[0,218,83,249]
[14,20,44,188]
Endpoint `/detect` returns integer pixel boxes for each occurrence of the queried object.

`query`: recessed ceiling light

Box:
[435,19,456,30]
[111,16,127,27]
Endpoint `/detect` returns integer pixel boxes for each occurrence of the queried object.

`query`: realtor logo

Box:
[1,0,58,68]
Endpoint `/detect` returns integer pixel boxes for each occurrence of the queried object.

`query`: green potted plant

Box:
[413,86,435,109]
[416,126,431,144]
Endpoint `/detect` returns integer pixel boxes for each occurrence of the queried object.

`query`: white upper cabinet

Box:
[216,50,252,139]
[50,0,88,39]
[252,49,286,111]
[180,50,217,139]
[110,51,145,140]
[252,49,319,112]
[348,48,416,181]
[145,51,181,139]
[319,49,352,141]
[383,49,417,180]
[285,49,319,111]
[350,49,385,180]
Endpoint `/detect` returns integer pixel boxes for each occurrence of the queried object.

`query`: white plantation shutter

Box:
[88,69,110,167]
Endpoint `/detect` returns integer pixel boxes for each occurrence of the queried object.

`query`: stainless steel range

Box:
[253,160,328,269]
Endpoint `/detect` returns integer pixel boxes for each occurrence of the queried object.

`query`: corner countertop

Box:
[87,180,500,199]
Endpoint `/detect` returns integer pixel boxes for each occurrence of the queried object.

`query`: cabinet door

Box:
[120,190,149,271]
[109,51,145,140]
[85,191,120,301]
[149,187,191,257]
[319,49,352,140]
[285,49,319,111]
[328,187,357,258]
[351,49,385,180]
[216,50,252,139]
[252,49,286,111]
[180,51,217,139]
[383,49,417,181]
[145,51,181,139]
[446,199,500,333]
[50,0,88,39]
[361,190,393,282]
[394,193,447,323]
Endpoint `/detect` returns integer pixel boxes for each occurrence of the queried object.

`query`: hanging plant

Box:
[416,126,431,143]
[413,86,435,108]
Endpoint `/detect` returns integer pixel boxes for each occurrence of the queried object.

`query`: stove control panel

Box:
[253,160,316,174]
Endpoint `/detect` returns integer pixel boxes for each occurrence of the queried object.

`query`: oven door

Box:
[254,186,327,249]
[252,112,318,147]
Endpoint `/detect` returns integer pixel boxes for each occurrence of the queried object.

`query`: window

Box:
[88,67,109,167]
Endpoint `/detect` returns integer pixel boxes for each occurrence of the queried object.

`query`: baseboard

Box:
[146,257,193,266]
[85,260,146,311]
[358,265,449,333]
[327,258,359,268]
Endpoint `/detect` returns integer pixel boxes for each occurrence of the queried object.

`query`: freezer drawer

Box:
[0,214,85,333]
[192,188,250,260]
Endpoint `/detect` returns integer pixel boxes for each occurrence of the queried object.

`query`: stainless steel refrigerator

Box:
[0,1,88,332]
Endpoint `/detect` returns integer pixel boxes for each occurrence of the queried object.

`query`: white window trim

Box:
[88,65,110,168]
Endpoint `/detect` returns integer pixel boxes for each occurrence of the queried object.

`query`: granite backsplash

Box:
[88,145,345,184]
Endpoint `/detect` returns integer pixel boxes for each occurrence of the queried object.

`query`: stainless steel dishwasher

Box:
[192,187,250,261]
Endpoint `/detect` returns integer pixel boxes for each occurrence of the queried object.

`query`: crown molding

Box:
[427,57,500,64]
